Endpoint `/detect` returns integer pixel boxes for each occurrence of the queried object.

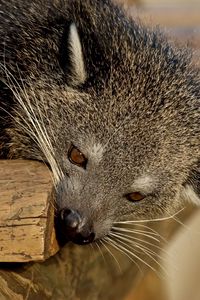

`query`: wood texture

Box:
[0,160,59,262]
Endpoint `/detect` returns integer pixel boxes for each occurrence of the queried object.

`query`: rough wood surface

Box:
[0,160,59,262]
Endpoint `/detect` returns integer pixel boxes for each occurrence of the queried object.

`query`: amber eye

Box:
[68,145,87,169]
[125,192,145,202]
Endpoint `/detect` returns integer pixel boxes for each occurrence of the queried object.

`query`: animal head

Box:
[1,0,199,245]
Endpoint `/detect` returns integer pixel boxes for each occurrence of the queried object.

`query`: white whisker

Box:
[131,242,168,276]
[115,207,185,224]
[110,231,169,263]
[1,62,64,187]
[95,241,107,266]
[108,235,166,278]
[110,231,165,253]
[99,239,121,272]
[105,236,158,274]
[114,223,167,242]
[112,226,161,242]
[103,237,142,274]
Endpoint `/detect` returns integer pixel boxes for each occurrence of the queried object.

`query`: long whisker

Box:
[131,242,168,276]
[103,237,142,274]
[114,207,185,224]
[170,215,188,229]
[108,235,166,278]
[99,239,121,272]
[129,223,168,242]
[112,226,161,242]
[114,223,168,242]
[110,231,164,250]
[95,241,107,266]
[110,232,169,263]
[120,228,161,237]
[105,236,159,274]
[109,231,169,259]
[1,62,63,186]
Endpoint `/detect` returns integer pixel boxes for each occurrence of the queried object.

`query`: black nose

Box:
[58,209,95,245]
[62,209,81,232]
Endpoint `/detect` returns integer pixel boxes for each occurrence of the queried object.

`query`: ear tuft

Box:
[68,23,87,86]
[181,184,200,206]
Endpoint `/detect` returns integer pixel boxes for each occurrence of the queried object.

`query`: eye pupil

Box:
[68,145,87,168]
[71,149,84,163]
[126,192,145,202]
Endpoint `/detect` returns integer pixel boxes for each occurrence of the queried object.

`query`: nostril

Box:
[61,209,81,230]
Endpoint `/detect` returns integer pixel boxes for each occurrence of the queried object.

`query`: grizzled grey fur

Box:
[0,0,199,240]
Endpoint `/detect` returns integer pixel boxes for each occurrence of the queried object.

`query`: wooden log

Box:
[0,160,59,262]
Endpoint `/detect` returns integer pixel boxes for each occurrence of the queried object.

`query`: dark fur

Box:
[0,0,199,240]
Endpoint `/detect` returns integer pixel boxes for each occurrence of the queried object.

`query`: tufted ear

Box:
[60,23,87,87]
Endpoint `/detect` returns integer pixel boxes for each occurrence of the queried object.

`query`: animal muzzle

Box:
[56,209,95,245]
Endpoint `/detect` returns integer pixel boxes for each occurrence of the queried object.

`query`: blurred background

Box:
[114,1,200,300]
[117,0,200,66]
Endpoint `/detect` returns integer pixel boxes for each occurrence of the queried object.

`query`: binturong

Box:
[0,0,199,246]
